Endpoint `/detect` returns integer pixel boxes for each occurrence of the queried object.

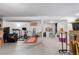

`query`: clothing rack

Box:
[58,32,68,53]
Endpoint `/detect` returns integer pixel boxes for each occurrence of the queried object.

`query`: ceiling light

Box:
[16,23,21,27]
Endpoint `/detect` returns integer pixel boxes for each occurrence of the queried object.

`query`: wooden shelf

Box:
[69,31,79,55]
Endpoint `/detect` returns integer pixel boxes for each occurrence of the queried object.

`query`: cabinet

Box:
[69,31,79,55]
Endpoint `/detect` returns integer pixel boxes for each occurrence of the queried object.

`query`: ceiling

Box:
[0,3,79,17]
[4,19,41,22]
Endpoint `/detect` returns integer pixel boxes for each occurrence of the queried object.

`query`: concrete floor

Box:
[0,37,69,55]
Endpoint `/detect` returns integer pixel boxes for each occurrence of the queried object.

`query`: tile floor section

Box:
[0,37,70,55]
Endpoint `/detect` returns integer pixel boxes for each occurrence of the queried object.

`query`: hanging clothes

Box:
[59,33,65,42]
[55,32,66,43]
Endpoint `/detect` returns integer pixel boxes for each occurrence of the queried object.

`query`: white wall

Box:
[3,16,69,37]
[3,21,42,36]
[68,23,73,31]
[57,20,68,32]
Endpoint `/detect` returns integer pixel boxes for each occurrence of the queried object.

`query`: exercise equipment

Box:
[12,29,20,38]
[32,28,36,36]
[22,27,27,39]
[43,32,46,37]
[3,27,10,43]
[58,32,68,53]
[3,27,18,43]
[7,34,18,43]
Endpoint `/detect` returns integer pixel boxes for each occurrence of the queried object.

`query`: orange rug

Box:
[26,36,37,43]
